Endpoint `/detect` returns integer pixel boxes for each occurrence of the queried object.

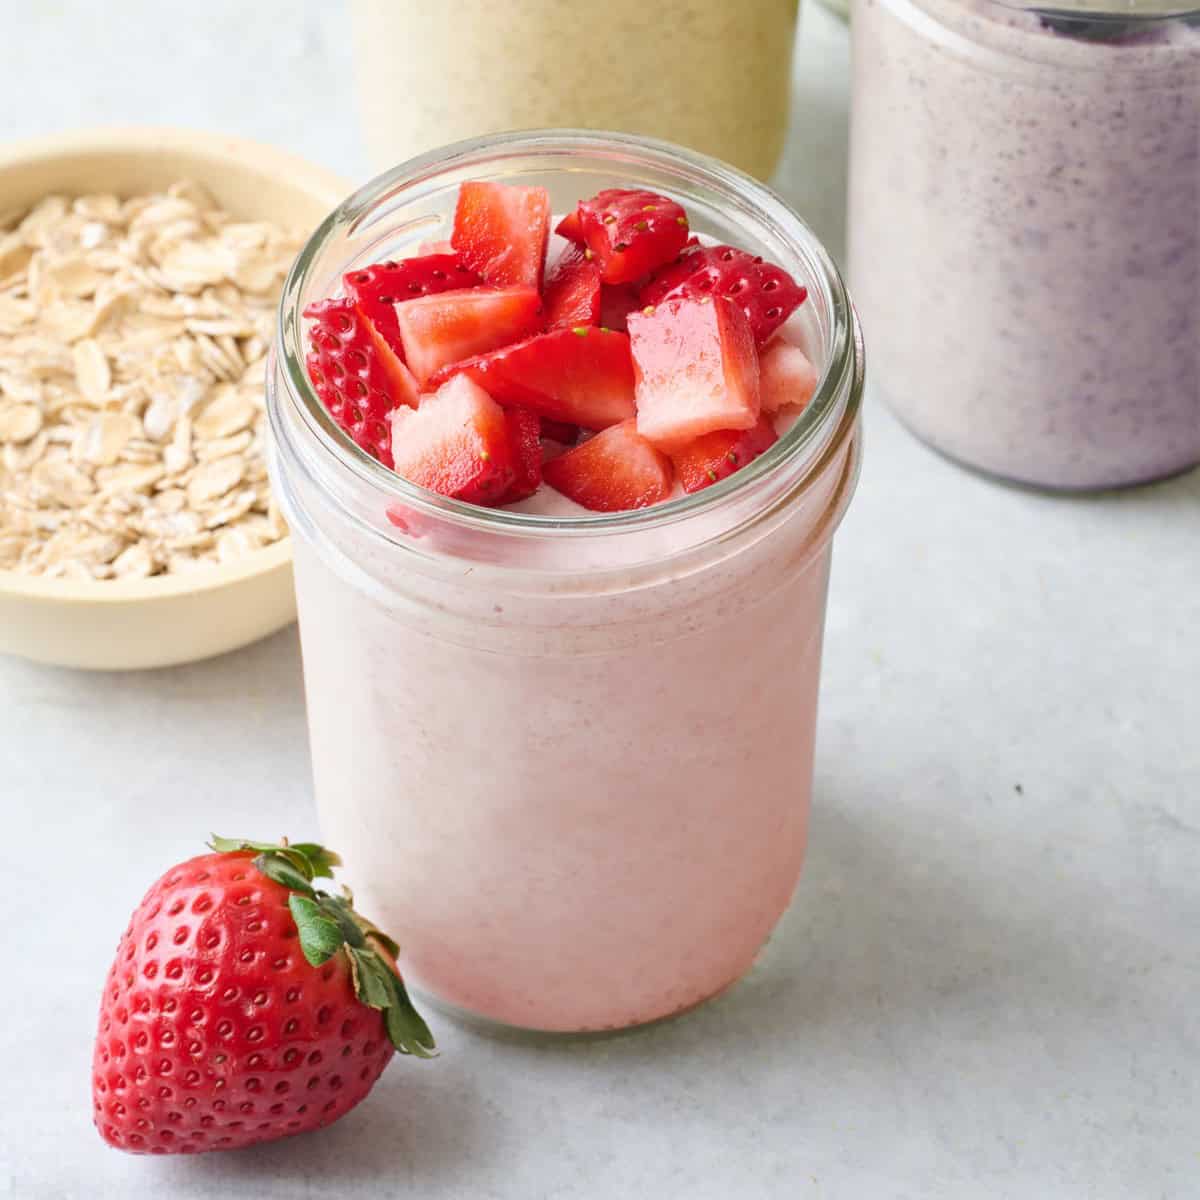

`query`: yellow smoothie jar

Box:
[349,0,800,180]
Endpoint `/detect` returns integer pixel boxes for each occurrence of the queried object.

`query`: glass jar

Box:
[268,131,864,1035]
[848,0,1200,490]
[348,0,800,181]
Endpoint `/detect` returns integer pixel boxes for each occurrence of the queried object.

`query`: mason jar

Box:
[848,0,1200,490]
[268,131,864,1035]
[349,0,800,180]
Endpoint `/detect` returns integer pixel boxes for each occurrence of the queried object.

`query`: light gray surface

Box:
[1,4,1197,1198]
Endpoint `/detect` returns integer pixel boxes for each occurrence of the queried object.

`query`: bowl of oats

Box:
[0,127,348,669]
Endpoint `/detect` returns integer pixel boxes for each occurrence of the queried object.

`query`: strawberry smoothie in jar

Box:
[268,132,863,1034]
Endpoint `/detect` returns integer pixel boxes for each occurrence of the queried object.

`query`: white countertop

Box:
[2,4,1198,1197]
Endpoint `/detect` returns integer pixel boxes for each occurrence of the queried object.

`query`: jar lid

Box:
[1001,0,1198,16]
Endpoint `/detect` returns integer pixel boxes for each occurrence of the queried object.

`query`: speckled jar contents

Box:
[848,0,1200,490]
[349,0,799,180]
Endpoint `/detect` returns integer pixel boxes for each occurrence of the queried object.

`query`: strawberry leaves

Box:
[347,947,437,1059]
[206,836,342,882]
[209,835,436,1058]
[288,894,346,964]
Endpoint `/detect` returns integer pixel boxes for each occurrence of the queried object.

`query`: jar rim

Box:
[993,0,1199,16]
[274,129,862,540]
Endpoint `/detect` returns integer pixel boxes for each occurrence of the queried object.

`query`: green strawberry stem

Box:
[208,836,436,1058]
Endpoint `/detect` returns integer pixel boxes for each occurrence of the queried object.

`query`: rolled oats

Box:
[193,383,255,440]
[76,412,139,466]
[72,339,112,402]
[195,431,254,463]
[0,184,303,578]
[186,454,244,508]
[217,526,265,563]
[0,404,43,443]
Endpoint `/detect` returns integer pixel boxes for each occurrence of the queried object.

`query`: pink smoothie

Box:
[290,415,858,1032]
[849,0,1200,489]
[269,132,864,1034]
[295,279,844,1032]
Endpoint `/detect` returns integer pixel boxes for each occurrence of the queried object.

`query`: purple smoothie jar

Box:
[848,0,1200,490]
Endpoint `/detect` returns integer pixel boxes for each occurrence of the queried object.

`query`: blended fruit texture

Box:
[849,0,1200,489]
[293,431,856,1033]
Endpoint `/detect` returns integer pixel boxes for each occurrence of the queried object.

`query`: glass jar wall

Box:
[268,131,864,1033]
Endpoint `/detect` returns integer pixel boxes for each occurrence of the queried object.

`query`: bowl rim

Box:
[0,125,351,605]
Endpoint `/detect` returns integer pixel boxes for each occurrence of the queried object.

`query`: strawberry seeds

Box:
[304,181,816,513]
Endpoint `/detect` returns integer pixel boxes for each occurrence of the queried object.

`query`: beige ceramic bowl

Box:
[0,128,349,670]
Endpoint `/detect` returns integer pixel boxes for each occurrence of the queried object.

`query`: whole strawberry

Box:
[92,837,434,1155]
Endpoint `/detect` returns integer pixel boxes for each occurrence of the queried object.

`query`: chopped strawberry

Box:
[344,254,481,359]
[539,418,579,445]
[576,189,689,285]
[760,338,820,413]
[452,182,551,290]
[542,419,673,512]
[543,244,602,329]
[671,415,778,494]
[395,286,543,384]
[418,239,456,255]
[555,210,584,243]
[640,244,807,346]
[429,326,636,430]
[599,282,644,333]
[361,316,421,410]
[502,407,543,502]
[628,296,760,447]
[594,243,696,332]
[390,374,514,505]
[304,298,418,466]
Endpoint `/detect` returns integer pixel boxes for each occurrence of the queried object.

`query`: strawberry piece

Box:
[671,415,778,494]
[92,837,433,1155]
[344,254,481,359]
[628,296,760,448]
[640,244,808,346]
[430,326,636,430]
[452,181,551,289]
[554,210,584,243]
[395,286,542,385]
[760,338,820,413]
[599,282,644,333]
[502,407,543,503]
[543,419,674,512]
[304,298,418,467]
[390,374,515,505]
[543,244,602,330]
[539,418,579,445]
[576,188,689,285]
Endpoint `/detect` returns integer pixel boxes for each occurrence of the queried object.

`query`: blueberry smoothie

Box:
[848,0,1200,489]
